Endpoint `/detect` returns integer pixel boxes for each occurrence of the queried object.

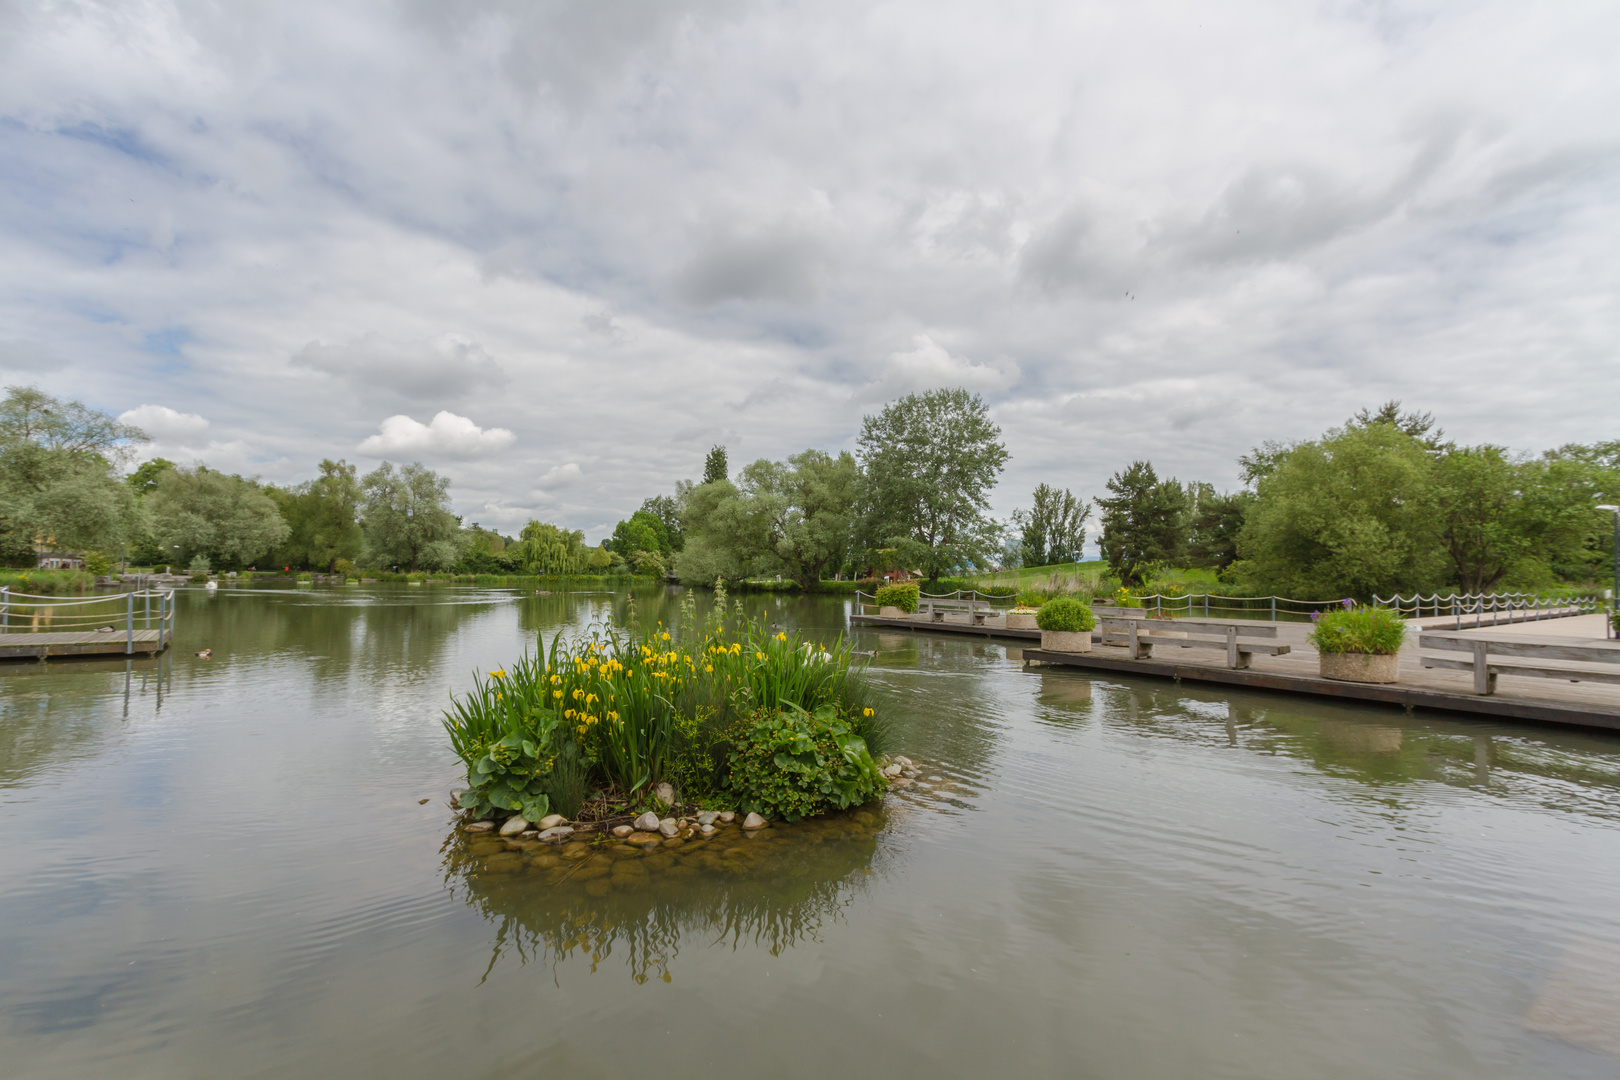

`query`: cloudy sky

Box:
[2,0,1615,541]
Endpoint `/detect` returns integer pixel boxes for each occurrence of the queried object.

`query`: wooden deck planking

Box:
[850,612,1620,730]
[0,629,170,659]
[1020,641,1620,731]
[850,613,1040,640]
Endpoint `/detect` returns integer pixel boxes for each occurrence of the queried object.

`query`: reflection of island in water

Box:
[443,806,887,982]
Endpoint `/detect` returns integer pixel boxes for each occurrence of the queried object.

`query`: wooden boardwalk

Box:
[851,612,1620,732]
[0,629,171,660]
[851,613,1040,640]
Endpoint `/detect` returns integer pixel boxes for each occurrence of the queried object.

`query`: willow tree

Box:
[0,386,147,564]
[515,520,589,575]
[360,461,462,571]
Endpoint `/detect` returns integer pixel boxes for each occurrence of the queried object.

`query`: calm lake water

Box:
[4,585,1620,1078]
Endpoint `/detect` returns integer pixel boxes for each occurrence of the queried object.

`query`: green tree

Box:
[857,387,1009,584]
[271,459,365,571]
[360,461,462,571]
[515,520,590,575]
[702,445,729,486]
[639,494,684,551]
[127,458,176,495]
[1095,461,1188,586]
[0,386,147,564]
[1543,441,1620,582]
[608,509,671,568]
[147,466,292,569]
[1185,484,1251,571]
[1235,423,1445,598]
[672,479,759,585]
[1013,483,1090,567]
[739,449,860,589]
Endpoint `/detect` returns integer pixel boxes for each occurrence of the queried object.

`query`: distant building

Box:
[37,550,85,570]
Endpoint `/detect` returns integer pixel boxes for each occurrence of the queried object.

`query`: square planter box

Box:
[1041,630,1092,653]
[1319,652,1400,684]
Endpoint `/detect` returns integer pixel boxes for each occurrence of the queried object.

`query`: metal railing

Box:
[0,586,177,654]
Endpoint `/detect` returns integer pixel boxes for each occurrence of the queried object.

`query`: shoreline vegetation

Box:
[2,385,1614,610]
[442,587,899,837]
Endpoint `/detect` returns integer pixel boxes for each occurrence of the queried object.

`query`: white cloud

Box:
[1,0,1616,532]
[357,412,516,458]
[118,404,210,439]
[539,462,582,486]
[860,335,1020,400]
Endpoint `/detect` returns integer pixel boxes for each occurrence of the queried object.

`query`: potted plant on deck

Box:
[875,582,919,619]
[1309,603,1406,684]
[1036,595,1097,653]
[1008,589,1042,630]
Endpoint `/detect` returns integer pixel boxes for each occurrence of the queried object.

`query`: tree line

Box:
[2,383,1613,597]
[1078,403,1617,597]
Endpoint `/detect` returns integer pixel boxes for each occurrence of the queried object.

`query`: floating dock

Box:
[851,612,1620,733]
[0,628,172,660]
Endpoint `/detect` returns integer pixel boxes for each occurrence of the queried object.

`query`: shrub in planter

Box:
[1036,596,1097,652]
[726,703,886,822]
[1309,605,1406,683]
[874,582,919,615]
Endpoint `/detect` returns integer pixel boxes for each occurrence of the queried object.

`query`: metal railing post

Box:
[125,592,134,654]
[1270,596,1277,621]
[1,584,6,629]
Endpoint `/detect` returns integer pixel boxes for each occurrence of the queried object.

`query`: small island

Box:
[443,588,910,853]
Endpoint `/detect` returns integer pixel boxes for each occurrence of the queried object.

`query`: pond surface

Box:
[4,585,1620,1079]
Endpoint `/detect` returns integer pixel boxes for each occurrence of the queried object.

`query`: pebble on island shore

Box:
[634,811,661,832]
[742,812,768,829]
[498,816,529,836]
[612,825,634,838]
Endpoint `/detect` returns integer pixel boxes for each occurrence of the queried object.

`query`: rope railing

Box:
[851,586,1602,625]
[0,587,177,653]
[1370,590,1601,626]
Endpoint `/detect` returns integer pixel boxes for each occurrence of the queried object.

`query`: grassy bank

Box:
[0,569,99,594]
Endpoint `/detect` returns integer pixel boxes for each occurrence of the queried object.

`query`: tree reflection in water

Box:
[442,805,888,983]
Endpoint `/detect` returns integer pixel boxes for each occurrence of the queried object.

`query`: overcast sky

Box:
[2,0,1615,541]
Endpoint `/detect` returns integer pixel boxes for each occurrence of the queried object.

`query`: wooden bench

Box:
[1098,617,1290,669]
[917,598,999,625]
[1419,632,1620,695]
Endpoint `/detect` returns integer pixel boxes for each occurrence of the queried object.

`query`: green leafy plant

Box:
[83,550,113,576]
[444,664,565,821]
[1111,586,1142,608]
[874,582,919,613]
[444,607,884,820]
[1035,595,1097,633]
[1308,605,1407,655]
[726,703,886,821]
[1015,588,1044,608]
